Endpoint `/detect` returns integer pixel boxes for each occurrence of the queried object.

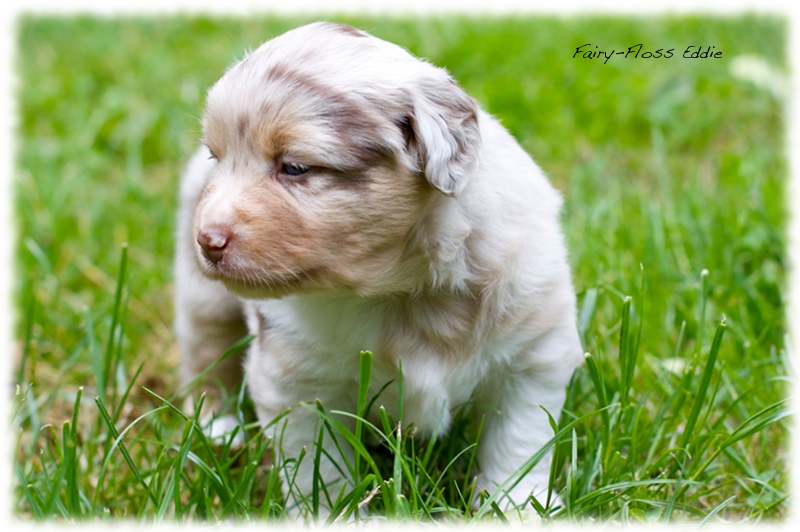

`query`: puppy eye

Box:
[204,145,219,160]
[281,162,310,177]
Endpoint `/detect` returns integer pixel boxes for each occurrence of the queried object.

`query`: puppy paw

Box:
[474,482,564,517]
[203,414,245,446]
[503,508,543,523]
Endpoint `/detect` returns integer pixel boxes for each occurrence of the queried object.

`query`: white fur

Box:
[175,22,583,514]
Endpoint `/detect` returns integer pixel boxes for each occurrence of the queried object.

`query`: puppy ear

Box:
[404,77,481,197]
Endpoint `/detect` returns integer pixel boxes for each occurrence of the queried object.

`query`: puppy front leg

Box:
[175,148,248,423]
[270,404,356,519]
[246,352,356,519]
[476,326,582,511]
[174,276,247,401]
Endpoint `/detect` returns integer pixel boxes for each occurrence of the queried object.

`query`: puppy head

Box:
[193,22,480,298]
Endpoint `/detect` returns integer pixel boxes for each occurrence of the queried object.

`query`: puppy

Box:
[174,21,583,513]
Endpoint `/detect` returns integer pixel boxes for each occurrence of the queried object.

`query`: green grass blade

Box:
[354,350,372,502]
[356,351,372,420]
[697,269,710,356]
[311,422,324,518]
[699,495,736,525]
[15,462,45,519]
[680,317,726,451]
[578,287,598,350]
[94,395,159,508]
[171,411,200,520]
[489,500,509,523]
[583,352,612,460]
[111,360,145,424]
[65,387,84,519]
[102,243,128,406]
[327,473,377,524]
[618,296,634,407]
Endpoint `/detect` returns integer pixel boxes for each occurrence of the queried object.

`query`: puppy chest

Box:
[246,297,487,433]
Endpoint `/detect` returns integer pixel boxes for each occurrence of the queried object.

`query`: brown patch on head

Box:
[237,115,250,139]
[251,68,399,174]
[319,169,372,192]
[324,22,367,38]
[263,61,291,82]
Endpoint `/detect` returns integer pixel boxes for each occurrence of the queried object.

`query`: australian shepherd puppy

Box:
[175,21,583,515]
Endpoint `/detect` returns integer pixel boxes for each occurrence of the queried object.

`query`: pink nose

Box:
[197,226,232,264]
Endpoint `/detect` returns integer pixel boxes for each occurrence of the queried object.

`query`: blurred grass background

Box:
[13,14,789,523]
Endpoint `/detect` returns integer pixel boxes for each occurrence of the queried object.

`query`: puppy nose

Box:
[197,226,232,264]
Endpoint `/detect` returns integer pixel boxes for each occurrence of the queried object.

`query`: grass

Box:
[12,13,789,524]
